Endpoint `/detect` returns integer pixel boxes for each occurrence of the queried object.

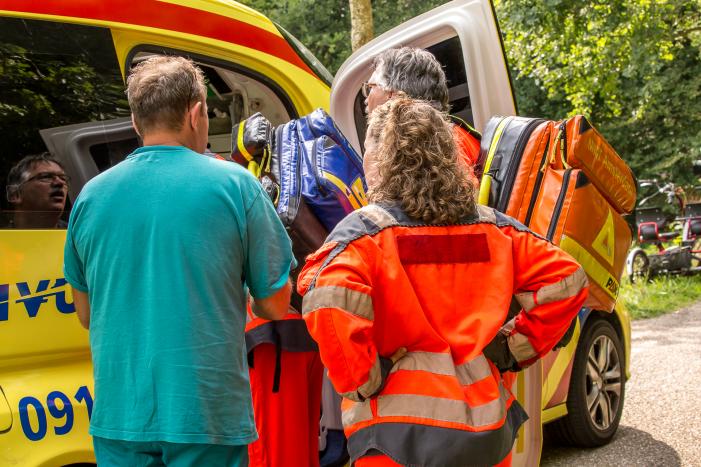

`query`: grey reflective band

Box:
[342,399,373,426]
[341,355,382,402]
[456,354,493,386]
[514,291,536,312]
[476,204,497,224]
[302,285,374,320]
[342,380,511,428]
[507,331,537,364]
[501,317,516,334]
[390,351,455,377]
[389,351,493,387]
[515,266,588,312]
[359,204,398,230]
[376,385,508,428]
[536,266,588,305]
[347,398,528,466]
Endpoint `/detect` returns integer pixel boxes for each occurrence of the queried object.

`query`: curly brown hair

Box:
[366,98,477,224]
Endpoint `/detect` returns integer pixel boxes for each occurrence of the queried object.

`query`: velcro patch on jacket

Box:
[397,234,490,264]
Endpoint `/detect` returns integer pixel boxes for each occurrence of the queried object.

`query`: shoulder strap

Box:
[450,114,482,141]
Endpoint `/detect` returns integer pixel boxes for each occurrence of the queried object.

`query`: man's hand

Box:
[251,280,291,320]
[389,347,407,365]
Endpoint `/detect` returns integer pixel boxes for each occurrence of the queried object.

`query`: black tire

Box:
[628,250,650,283]
[545,319,625,447]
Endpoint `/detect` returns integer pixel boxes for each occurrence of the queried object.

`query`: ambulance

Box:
[0,0,631,465]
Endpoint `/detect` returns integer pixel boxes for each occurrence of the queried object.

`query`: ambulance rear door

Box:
[329,0,516,154]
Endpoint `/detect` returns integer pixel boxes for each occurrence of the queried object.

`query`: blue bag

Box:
[273,108,368,231]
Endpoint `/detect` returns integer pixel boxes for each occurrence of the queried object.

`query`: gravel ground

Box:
[541,303,701,466]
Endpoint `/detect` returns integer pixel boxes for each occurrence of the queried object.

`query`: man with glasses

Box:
[5,153,69,228]
[362,47,481,178]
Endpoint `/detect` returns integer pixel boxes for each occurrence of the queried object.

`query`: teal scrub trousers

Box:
[93,436,248,466]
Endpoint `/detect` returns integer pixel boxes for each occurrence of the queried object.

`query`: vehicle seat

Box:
[638,221,679,243]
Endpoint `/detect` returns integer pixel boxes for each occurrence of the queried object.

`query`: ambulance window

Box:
[0,17,129,229]
[132,52,293,159]
[427,36,474,129]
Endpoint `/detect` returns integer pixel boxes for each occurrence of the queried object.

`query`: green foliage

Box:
[619,274,701,319]
[494,0,701,185]
[0,43,127,158]
[239,0,444,74]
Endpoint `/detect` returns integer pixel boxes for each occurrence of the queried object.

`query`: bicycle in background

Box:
[625,180,701,282]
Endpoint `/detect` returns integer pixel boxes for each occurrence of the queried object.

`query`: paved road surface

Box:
[541,303,701,466]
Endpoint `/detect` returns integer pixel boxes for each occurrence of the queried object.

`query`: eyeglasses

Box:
[361,82,380,98]
[21,172,70,186]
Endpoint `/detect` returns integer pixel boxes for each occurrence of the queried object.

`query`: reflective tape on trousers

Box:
[342,382,511,428]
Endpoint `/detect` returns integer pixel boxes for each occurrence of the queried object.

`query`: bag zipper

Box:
[310,138,328,196]
[546,168,573,241]
[496,118,545,213]
[560,121,567,163]
[288,122,302,223]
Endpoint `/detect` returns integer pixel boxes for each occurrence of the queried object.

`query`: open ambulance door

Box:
[329,0,516,155]
[40,118,139,199]
[329,2,542,465]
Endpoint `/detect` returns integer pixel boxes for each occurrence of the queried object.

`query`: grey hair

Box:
[371,47,449,112]
[126,55,206,135]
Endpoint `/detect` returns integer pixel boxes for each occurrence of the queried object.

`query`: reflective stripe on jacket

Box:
[453,124,481,168]
[297,204,588,466]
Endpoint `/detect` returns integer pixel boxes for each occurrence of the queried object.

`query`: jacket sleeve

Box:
[504,228,589,369]
[298,241,390,402]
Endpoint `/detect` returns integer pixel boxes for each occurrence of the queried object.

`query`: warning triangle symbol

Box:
[593,209,615,265]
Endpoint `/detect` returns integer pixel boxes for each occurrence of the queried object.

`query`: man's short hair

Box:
[6,153,64,203]
[372,47,450,112]
[126,56,207,135]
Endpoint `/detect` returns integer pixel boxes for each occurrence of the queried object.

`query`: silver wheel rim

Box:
[586,334,622,431]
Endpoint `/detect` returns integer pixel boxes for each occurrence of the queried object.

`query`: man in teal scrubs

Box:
[64,56,294,466]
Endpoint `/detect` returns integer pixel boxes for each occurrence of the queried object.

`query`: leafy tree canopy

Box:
[245,0,701,188]
[494,0,701,185]
[239,0,444,74]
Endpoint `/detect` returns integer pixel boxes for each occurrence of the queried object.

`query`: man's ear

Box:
[189,101,203,129]
[7,186,21,205]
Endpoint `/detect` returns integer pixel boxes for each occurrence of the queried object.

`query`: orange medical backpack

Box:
[479,115,635,312]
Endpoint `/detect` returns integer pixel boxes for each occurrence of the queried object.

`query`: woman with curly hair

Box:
[298,98,588,467]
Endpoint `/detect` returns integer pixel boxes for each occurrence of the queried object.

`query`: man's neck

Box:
[141,130,195,151]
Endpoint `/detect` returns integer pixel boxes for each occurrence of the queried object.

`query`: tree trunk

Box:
[349,0,374,51]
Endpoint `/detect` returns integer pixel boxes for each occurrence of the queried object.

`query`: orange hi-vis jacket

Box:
[453,124,480,168]
[298,203,588,466]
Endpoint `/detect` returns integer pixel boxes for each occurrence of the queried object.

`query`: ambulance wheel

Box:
[546,319,625,447]
[628,249,650,283]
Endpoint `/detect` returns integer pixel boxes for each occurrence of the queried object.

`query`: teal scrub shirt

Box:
[64,145,295,445]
